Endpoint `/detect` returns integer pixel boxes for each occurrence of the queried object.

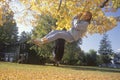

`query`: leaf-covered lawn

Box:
[0,62,120,80]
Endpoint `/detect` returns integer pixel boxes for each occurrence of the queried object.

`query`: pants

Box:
[44,30,74,43]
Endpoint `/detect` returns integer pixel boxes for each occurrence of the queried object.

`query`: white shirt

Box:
[69,19,89,41]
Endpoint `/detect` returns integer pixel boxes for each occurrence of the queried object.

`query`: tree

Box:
[112,0,120,9]
[0,4,18,53]
[98,33,113,65]
[15,0,120,35]
[0,1,5,26]
[77,50,87,66]
[86,49,97,66]
[114,52,120,65]
[62,41,81,65]
[18,31,41,64]
[0,1,14,26]
[98,34,113,55]
[1,0,120,34]
[19,31,31,55]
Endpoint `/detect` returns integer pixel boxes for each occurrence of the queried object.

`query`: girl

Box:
[33,11,92,46]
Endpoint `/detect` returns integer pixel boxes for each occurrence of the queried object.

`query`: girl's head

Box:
[77,11,92,23]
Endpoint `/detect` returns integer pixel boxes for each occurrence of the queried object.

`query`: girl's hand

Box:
[77,13,82,19]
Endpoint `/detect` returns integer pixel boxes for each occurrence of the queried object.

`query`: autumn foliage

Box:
[0,0,120,36]
[19,0,119,34]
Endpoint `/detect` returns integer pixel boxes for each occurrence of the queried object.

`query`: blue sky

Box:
[81,9,120,52]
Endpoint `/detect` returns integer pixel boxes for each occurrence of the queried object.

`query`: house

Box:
[113,52,120,68]
[4,43,20,62]
[0,52,5,61]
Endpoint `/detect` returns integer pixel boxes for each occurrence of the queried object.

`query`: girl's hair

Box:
[77,11,92,24]
[84,11,92,24]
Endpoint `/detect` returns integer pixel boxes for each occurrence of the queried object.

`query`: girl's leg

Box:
[45,30,60,38]
[33,30,74,45]
[33,30,61,45]
[46,31,74,43]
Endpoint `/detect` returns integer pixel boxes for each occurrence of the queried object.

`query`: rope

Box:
[58,0,62,11]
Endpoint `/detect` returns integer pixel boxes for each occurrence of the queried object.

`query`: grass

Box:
[0,62,120,80]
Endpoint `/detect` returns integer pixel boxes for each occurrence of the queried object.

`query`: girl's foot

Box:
[41,37,48,44]
[32,37,48,46]
[32,39,43,46]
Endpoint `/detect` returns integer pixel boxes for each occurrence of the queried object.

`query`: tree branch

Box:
[115,16,120,22]
[100,0,109,8]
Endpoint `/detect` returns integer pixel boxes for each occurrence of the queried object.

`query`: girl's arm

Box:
[71,15,78,27]
[71,13,82,27]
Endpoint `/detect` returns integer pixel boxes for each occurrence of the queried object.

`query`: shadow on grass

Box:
[57,65,120,73]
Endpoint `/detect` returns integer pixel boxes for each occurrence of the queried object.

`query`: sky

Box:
[8,0,34,35]
[9,0,120,53]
